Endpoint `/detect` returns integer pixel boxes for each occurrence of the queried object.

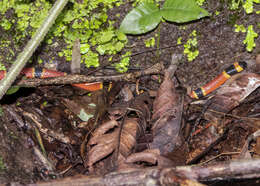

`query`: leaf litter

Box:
[1,53,260,184]
[1,32,260,186]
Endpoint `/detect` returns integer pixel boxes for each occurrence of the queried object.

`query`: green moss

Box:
[0,0,130,71]
[229,0,259,14]
[0,18,12,30]
[243,0,259,14]
[82,50,99,68]
[234,24,246,32]
[0,106,3,117]
[0,156,5,171]
[177,37,182,45]
[114,51,131,73]
[183,30,199,62]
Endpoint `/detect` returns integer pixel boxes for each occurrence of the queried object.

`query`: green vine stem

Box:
[0,0,69,100]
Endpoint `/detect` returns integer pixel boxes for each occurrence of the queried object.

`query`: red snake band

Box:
[0,67,103,92]
[190,61,247,99]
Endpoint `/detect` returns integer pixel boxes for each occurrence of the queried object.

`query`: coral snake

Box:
[0,67,103,92]
[190,61,247,99]
[0,61,247,95]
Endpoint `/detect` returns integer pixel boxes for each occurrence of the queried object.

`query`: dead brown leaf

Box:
[150,55,183,154]
[86,118,143,170]
[125,149,160,165]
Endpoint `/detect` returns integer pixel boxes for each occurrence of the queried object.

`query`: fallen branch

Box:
[31,158,260,185]
[16,63,164,87]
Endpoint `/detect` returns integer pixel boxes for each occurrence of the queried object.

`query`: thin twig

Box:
[30,158,260,185]
[192,105,260,123]
[16,63,164,87]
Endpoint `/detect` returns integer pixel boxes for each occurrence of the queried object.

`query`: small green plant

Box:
[0,106,3,116]
[234,24,246,33]
[243,25,258,52]
[177,37,182,45]
[230,0,259,53]
[6,86,20,95]
[114,51,132,73]
[234,24,258,52]
[196,0,206,6]
[144,37,156,47]
[229,0,259,14]
[0,18,12,30]
[120,0,209,35]
[183,30,199,61]
[243,0,259,14]
[0,63,6,71]
[0,156,5,171]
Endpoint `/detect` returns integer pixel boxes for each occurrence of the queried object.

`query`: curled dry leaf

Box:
[86,120,118,167]
[125,149,160,165]
[90,120,118,139]
[125,148,176,167]
[117,119,142,169]
[207,73,260,114]
[119,119,141,157]
[150,54,183,154]
[86,119,143,168]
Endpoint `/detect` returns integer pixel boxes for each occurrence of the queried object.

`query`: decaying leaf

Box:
[86,118,144,169]
[150,54,183,154]
[120,84,134,102]
[61,98,96,122]
[125,149,160,165]
[117,119,142,169]
[125,149,176,167]
[87,93,152,169]
[86,120,118,167]
[108,92,152,122]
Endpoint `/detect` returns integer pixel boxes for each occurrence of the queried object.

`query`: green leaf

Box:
[98,30,114,44]
[96,44,107,55]
[116,31,127,41]
[77,109,94,122]
[243,25,258,52]
[120,2,161,34]
[6,86,20,95]
[161,0,209,23]
[115,42,124,51]
[80,43,90,54]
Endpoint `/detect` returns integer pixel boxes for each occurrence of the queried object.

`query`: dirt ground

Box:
[0,0,259,185]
